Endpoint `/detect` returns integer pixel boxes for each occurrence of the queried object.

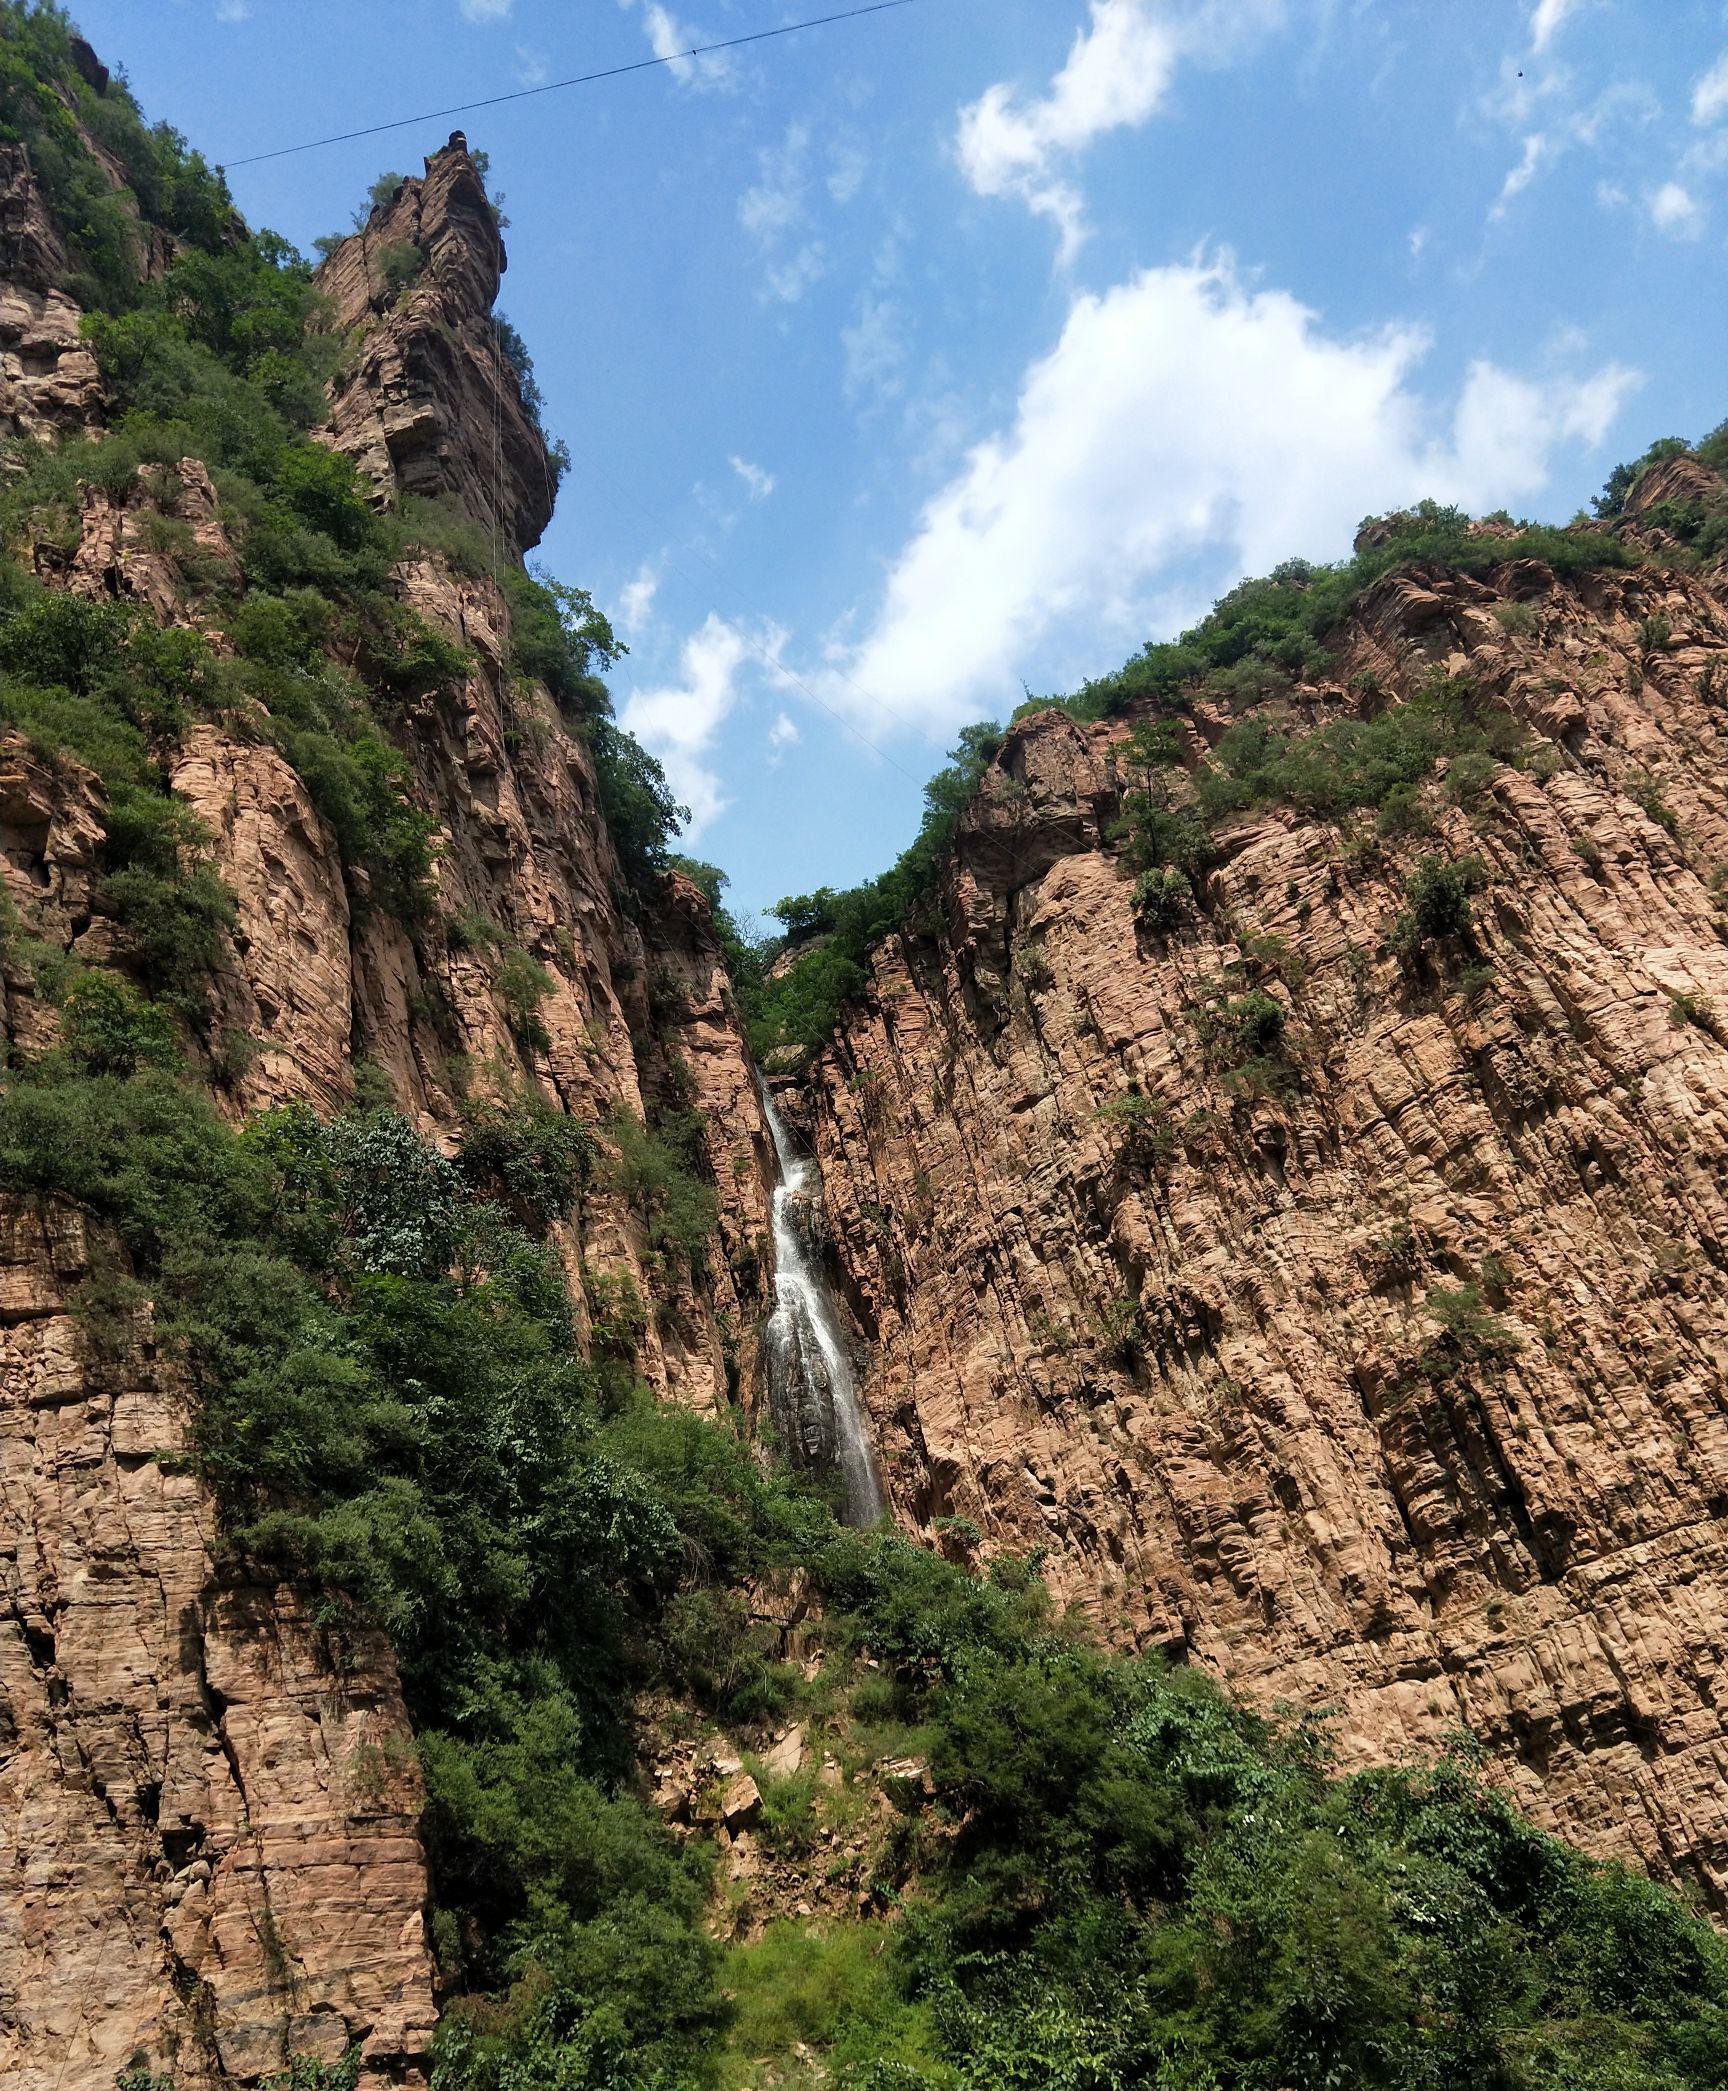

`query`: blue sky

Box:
[71,0,1728,921]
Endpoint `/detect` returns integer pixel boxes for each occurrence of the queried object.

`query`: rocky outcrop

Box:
[0,93,776,2091]
[792,547,1728,1905]
[0,1198,437,2091]
[0,142,100,441]
[318,138,556,560]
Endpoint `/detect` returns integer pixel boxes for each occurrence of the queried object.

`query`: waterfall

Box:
[761,1088,887,1526]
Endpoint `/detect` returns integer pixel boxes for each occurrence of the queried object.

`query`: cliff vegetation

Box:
[4,7,1728,2090]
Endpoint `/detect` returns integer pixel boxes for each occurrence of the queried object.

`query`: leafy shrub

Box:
[496,946,555,1051]
[458,1093,595,1231]
[376,239,424,296]
[56,970,177,1075]
[1414,1282,1523,1381]
[604,1111,717,1271]
[746,724,1003,1061]
[326,1110,464,1277]
[1668,990,1722,1040]
[1130,865,1193,931]
[1095,1091,1176,1171]
[1392,854,1483,957]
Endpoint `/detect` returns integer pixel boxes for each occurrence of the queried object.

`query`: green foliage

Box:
[722,1925,935,2087]
[1057,511,1632,726]
[0,1,238,309]
[1668,990,1722,1040]
[26,1015,1728,2091]
[262,2060,362,2091]
[1131,866,1194,932]
[498,567,683,894]
[56,969,178,1075]
[377,239,425,296]
[1094,1090,1176,1171]
[458,1092,596,1231]
[497,945,555,1051]
[1392,854,1484,958]
[603,1109,718,1271]
[1415,1282,1523,1382]
[17,37,1728,2089]
[745,724,1003,1061]
[1596,436,1691,519]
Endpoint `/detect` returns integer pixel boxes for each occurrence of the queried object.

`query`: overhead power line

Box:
[224,0,918,169]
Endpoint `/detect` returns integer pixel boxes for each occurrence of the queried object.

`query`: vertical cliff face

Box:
[319,138,556,562]
[790,529,1728,1903]
[0,100,774,2089]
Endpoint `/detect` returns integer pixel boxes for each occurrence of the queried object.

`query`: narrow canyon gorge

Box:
[4,11,1728,2087]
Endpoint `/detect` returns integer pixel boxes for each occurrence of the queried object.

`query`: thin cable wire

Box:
[223,1,917,169]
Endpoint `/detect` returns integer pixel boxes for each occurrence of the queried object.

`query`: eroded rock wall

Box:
[0,1198,437,2091]
[318,138,556,561]
[791,548,1728,1902]
[0,127,774,2088]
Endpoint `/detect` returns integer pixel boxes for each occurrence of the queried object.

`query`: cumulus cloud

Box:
[836,257,1636,736]
[1648,179,1705,238]
[215,0,252,19]
[730,455,776,501]
[458,0,512,20]
[1529,0,1581,52]
[617,0,732,89]
[618,564,659,638]
[956,0,1280,258]
[1693,54,1728,130]
[621,616,753,837]
[767,711,801,757]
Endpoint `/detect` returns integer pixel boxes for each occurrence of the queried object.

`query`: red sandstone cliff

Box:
[0,122,774,2087]
[787,520,1728,1906]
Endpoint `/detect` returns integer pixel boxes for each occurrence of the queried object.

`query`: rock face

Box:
[0,142,101,441]
[318,137,557,560]
[791,543,1728,1905]
[0,1198,437,2091]
[0,113,775,2091]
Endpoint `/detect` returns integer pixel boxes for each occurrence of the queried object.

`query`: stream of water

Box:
[761,1088,887,1526]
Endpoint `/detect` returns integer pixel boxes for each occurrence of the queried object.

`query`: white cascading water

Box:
[761,1088,887,1526]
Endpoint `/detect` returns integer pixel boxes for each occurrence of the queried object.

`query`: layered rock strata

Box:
[791,543,1728,1904]
[0,126,775,2086]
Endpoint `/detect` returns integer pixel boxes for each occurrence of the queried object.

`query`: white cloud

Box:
[1648,179,1705,238]
[458,0,512,20]
[837,256,1636,737]
[1692,54,1728,129]
[1529,0,1581,52]
[215,0,251,18]
[827,142,869,206]
[617,0,732,89]
[767,711,801,756]
[740,124,826,302]
[516,45,548,86]
[843,293,910,404]
[621,615,751,837]
[729,455,776,501]
[618,564,659,638]
[739,130,806,240]
[956,0,1280,259]
[1491,132,1552,218]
